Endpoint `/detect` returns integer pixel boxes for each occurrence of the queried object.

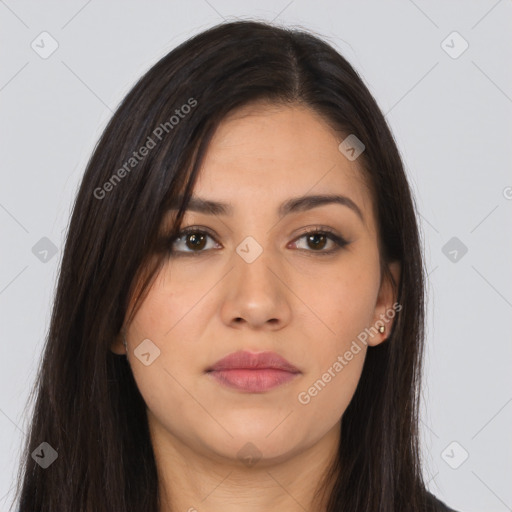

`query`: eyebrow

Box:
[169,194,364,222]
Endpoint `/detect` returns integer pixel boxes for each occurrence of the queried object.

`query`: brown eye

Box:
[167,226,348,258]
[168,227,220,255]
[184,232,207,251]
[291,228,349,254]
[305,233,328,251]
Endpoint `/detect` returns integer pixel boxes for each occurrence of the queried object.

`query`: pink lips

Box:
[206,350,301,393]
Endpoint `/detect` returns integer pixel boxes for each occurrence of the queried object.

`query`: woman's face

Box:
[113,102,399,467]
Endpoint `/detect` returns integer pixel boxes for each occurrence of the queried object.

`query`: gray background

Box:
[1,1,511,511]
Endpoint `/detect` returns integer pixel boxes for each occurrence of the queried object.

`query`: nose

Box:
[219,244,292,331]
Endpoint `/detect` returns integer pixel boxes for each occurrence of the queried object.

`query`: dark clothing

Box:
[427,491,459,511]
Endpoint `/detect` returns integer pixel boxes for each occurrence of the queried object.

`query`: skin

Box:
[111,101,400,512]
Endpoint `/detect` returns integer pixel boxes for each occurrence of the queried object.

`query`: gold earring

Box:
[378,325,385,334]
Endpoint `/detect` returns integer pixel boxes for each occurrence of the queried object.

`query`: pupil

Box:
[187,233,206,250]
[308,234,326,250]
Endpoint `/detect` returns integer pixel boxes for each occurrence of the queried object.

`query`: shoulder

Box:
[425,491,460,512]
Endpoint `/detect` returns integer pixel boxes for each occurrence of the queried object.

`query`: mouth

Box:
[206,350,301,393]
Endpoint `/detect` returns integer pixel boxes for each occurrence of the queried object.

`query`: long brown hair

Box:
[13,20,437,512]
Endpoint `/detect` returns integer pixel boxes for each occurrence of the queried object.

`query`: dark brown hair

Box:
[13,19,442,512]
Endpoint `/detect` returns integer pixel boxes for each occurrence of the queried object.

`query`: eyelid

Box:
[170,225,220,253]
[290,225,350,253]
[168,224,350,255]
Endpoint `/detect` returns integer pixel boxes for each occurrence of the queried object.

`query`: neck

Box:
[150,415,340,512]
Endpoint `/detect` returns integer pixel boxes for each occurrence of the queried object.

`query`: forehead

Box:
[184,102,375,230]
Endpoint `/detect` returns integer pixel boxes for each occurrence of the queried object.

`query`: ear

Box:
[367,261,401,347]
[110,331,126,355]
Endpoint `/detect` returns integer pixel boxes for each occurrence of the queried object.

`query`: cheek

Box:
[296,347,366,434]
[300,259,379,351]
[126,289,217,446]
[297,261,378,378]
[130,263,211,345]
[289,267,379,431]
[125,275,201,395]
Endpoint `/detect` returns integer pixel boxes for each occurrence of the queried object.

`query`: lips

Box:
[206,350,301,393]
[207,350,300,373]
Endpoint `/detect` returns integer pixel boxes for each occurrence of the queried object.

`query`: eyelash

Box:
[166,225,349,257]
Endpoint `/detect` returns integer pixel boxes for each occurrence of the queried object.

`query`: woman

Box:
[13,20,459,512]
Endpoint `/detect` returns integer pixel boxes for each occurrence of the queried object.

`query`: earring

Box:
[378,325,385,334]
[122,331,128,354]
